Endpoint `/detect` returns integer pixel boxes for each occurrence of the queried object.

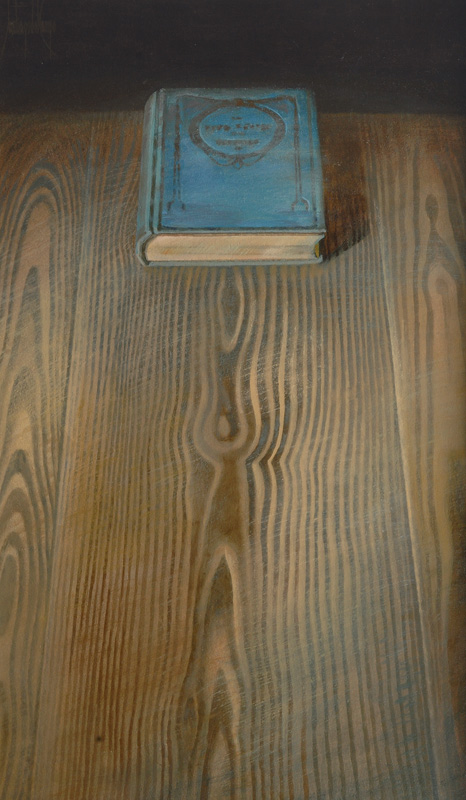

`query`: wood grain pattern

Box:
[23,113,464,799]
[0,115,91,799]
[368,115,466,796]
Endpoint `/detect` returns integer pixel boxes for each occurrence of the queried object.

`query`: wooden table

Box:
[0,112,465,799]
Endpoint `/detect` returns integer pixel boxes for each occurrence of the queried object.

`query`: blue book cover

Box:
[137,88,325,266]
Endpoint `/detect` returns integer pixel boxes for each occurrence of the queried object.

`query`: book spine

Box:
[136,90,162,266]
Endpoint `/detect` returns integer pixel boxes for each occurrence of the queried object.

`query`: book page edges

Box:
[143,232,325,265]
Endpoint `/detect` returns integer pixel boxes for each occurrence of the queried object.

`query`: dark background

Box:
[1,0,465,112]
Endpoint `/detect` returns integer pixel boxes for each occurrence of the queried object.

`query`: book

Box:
[136,88,325,266]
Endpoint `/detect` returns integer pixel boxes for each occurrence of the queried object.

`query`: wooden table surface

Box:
[0,112,465,799]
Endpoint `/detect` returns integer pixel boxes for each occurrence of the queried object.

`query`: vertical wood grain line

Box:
[0,116,90,800]
[368,115,465,798]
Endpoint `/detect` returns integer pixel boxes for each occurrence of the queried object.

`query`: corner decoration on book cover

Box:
[137,88,325,266]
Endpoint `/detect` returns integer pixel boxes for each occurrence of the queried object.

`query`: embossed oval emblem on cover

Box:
[189,100,286,167]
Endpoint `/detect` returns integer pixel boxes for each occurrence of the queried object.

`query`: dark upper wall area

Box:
[1,0,464,112]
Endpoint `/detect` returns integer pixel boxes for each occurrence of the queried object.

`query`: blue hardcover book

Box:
[136,88,325,266]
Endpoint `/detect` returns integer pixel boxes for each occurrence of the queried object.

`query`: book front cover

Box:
[158,89,324,232]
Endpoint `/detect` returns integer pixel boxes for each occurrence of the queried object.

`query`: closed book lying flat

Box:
[136,88,325,266]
